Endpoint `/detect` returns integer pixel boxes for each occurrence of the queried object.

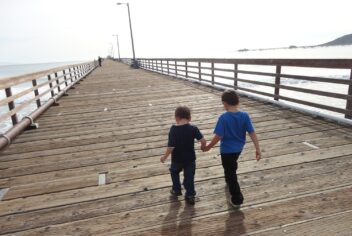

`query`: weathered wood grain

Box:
[0,60,351,235]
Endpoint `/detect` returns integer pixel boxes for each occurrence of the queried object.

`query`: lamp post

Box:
[116,2,138,68]
[112,34,121,61]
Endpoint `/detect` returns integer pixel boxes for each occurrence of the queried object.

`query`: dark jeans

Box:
[221,152,243,205]
[169,161,196,197]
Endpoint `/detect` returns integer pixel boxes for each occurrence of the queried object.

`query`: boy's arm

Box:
[160,147,174,163]
[203,134,221,152]
[249,132,261,161]
[199,138,206,151]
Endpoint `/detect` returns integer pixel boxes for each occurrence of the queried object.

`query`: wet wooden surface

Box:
[0,60,351,235]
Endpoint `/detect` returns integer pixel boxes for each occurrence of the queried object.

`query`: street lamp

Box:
[116,2,138,68]
[112,34,121,61]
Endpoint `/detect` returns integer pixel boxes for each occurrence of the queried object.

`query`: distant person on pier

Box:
[98,57,102,67]
[203,90,261,208]
[160,106,206,205]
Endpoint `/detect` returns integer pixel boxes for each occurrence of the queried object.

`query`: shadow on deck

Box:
[0,60,351,235]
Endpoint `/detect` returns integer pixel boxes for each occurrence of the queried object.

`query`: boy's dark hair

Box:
[175,106,191,120]
[222,90,239,106]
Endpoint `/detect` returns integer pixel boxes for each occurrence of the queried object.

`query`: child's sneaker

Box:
[185,196,195,205]
[170,189,182,197]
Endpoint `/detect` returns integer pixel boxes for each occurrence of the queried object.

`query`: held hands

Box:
[202,145,211,152]
[201,143,206,152]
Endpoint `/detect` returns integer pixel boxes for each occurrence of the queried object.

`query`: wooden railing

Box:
[135,58,352,120]
[0,61,98,131]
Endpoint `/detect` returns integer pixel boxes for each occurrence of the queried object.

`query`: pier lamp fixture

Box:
[116,2,139,68]
[112,34,121,61]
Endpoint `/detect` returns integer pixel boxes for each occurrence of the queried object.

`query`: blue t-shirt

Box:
[168,124,203,163]
[214,111,255,153]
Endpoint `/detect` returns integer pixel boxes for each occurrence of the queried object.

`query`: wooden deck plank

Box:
[5,186,352,236]
[1,143,352,214]
[0,60,351,235]
[1,132,351,186]
[125,187,352,236]
[1,155,351,234]
[4,114,340,155]
[252,210,352,236]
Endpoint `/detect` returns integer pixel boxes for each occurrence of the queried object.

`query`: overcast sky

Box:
[0,0,351,64]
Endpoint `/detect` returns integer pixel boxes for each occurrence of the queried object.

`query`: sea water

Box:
[0,46,352,133]
[0,61,84,133]
[220,45,352,118]
[0,61,83,79]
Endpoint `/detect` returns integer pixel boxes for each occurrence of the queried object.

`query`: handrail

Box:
[133,58,352,121]
[0,62,89,90]
[0,61,99,151]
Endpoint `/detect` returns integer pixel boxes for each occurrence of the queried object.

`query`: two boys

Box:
[161,90,261,207]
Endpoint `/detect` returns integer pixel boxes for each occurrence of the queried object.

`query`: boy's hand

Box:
[203,145,211,152]
[256,150,261,161]
[200,138,207,152]
[160,156,167,163]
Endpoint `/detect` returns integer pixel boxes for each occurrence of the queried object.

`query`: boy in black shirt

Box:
[160,106,206,205]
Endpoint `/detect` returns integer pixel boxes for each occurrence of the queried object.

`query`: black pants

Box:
[221,152,243,205]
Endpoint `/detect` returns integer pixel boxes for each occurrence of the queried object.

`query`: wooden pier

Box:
[0,59,352,235]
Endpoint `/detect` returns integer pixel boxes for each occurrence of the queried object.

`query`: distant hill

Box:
[319,34,352,46]
[237,33,352,52]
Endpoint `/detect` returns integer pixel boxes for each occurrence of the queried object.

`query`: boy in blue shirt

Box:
[204,90,261,208]
[160,106,206,205]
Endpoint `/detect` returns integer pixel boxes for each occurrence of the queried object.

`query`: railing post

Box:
[161,60,163,74]
[345,69,352,119]
[167,60,170,75]
[63,69,68,87]
[274,65,281,101]
[198,61,201,82]
[234,63,238,89]
[211,62,215,85]
[69,68,73,83]
[81,65,84,77]
[74,67,78,81]
[48,74,55,97]
[175,61,178,77]
[5,87,19,125]
[185,61,188,78]
[77,66,81,79]
[32,79,41,108]
[79,65,82,78]
[55,72,61,92]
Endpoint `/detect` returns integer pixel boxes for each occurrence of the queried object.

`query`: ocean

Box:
[0,61,84,79]
[1,46,352,133]
[0,61,85,133]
